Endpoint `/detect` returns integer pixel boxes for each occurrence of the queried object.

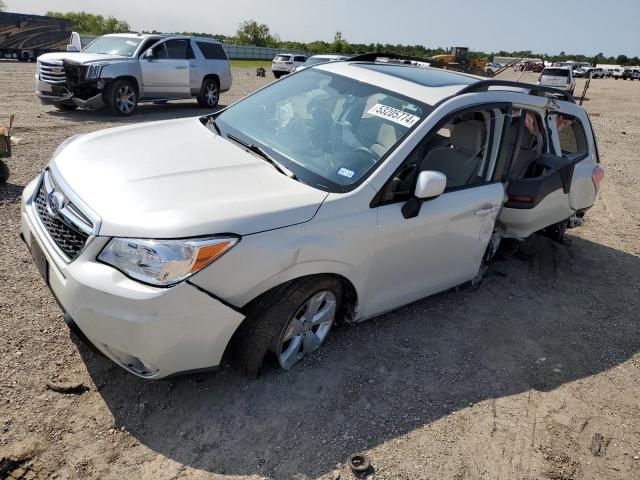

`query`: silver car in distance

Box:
[22,58,603,378]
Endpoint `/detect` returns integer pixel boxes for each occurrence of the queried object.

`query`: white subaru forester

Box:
[22,55,604,379]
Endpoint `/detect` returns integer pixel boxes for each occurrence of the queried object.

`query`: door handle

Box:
[175,66,188,70]
[475,206,499,217]
[189,64,196,68]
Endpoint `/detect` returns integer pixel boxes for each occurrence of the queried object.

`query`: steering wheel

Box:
[351,146,380,165]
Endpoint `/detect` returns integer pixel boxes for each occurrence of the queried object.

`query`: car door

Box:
[140,39,190,98]
[365,105,508,317]
[498,101,598,238]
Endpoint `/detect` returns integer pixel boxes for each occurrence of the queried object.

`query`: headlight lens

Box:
[98,236,239,287]
[85,63,107,80]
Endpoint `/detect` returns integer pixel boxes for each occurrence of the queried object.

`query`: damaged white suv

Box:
[22,54,604,379]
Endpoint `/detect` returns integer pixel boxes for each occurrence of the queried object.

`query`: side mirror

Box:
[414,170,447,199]
[66,45,79,53]
[402,170,447,219]
[144,49,156,60]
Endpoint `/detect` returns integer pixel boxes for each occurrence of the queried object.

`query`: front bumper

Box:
[20,175,245,379]
[35,77,106,110]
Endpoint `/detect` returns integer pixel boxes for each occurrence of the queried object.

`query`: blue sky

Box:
[9,0,640,56]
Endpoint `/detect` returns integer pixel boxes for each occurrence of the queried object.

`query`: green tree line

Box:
[45,11,129,35]
[40,12,640,66]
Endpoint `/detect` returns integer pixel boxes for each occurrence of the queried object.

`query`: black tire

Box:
[55,103,78,111]
[196,77,220,108]
[0,160,9,183]
[106,79,138,116]
[230,275,343,377]
[273,72,282,79]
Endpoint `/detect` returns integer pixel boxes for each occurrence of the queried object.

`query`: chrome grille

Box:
[34,182,89,260]
[38,61,67,84]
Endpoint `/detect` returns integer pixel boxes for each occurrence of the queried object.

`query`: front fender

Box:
[100,62,143,96]
[189,207,377,320]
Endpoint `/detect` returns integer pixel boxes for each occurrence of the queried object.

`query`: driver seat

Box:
[421,120,486,188]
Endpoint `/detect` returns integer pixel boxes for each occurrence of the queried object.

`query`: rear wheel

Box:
[231,275,342,377]
[273,71,282,79]
[197,77,220,108]
[106,79,138,116]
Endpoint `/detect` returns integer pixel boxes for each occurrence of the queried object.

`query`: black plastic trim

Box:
[456,79,576,103]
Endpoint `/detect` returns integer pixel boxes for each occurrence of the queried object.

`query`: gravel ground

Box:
[1,64,639,480]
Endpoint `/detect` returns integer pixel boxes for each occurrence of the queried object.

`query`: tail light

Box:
[592,166,605,192]
[507,194,533,203]
[285,61,293,65]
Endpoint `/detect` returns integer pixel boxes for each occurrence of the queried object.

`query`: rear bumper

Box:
[20,176,245,379]
[272,65,293,73]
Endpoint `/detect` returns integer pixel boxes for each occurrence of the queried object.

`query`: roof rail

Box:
[347,52,432,65]
[456,79,575,103]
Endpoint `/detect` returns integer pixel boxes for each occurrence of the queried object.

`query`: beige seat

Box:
[371,123,398,157]
[421,120,486,188]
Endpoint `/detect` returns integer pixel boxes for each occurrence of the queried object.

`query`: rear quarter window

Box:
[294,56,307,62]
[556,113,588,158]
[196,42,227,60]
[543,69,569,77]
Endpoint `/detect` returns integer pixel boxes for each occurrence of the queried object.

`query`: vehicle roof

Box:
[544,66,570,70]
[101,33,222,44]
[309,54,348,59]
[316,60,483,105]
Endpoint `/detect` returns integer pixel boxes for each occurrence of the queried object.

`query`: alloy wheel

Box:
[205,81,219,106]
[275,290,337,370]
[116,85,136,114]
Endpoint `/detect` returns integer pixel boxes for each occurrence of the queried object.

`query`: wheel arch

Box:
[221,272,359,370]
[115,75,140,94]
[239,272,359,323]
[202,73,220,87]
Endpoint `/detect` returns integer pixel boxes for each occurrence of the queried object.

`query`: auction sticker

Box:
[367,104,420,128]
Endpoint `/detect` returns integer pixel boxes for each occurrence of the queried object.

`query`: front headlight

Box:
[98,236,239,287]
[85,63,107,80]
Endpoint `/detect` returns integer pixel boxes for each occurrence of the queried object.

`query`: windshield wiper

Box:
[226,133,297,179]
[207,115,221,135]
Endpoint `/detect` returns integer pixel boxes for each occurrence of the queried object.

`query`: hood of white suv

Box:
[38,52,131,64]
[49,118,328,237]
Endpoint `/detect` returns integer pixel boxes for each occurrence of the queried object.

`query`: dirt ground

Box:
[1,63,639,480]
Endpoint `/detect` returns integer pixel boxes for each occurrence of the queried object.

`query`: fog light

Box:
[103,345,158,377]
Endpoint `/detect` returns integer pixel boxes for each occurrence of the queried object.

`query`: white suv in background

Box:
[538,66,575,95]
[271,53,307,78]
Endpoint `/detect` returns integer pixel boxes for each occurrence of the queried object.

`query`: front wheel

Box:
[197,77,220,108]
[0,160,9,183]
[106,79,138,116]
[231,275,342,376]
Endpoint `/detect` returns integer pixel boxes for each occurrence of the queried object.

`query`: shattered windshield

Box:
[83,37,142,57]
[214,69,430,192]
